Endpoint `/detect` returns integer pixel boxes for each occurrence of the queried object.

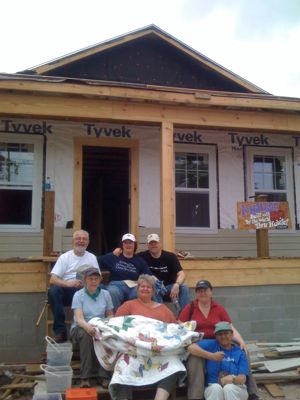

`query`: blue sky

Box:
[1,0,299,97]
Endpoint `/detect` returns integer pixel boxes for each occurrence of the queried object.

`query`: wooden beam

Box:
[1,92,300,133]
[256,229,269,257]
[255,195,269,258]
[0,80,299,111]
[0,262,48,293]
[160,122,175,251]
[181,257,300,287]
[73,139,83,231]
[264,383,285,397]
[130,142,139,237]
[1,257,300,292]
[43,191,55,256]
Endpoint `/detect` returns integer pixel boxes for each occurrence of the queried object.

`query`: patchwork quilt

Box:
[91,315,201,387]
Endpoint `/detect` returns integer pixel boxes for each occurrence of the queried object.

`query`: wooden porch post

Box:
[43,190,55,256]
[160,122,175,252]
[255,194,270,257]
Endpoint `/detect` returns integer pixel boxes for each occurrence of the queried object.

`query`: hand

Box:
[220,374,234,386]
[239,340,247,351]
[66,279,83,288]
[113,247,122,256]
[86,324,97,337]
[170,283,180,299]
[212,351,224,361]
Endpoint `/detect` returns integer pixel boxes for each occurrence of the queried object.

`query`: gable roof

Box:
[21,25,266,94]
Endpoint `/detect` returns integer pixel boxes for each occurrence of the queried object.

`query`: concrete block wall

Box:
[200,285,300,342]
[1,285,299,362]
[0,293,46,362]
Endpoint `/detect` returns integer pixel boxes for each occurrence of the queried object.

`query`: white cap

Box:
[122,233,136,242]
[147,233,160,243]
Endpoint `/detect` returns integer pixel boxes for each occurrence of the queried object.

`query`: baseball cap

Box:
[147,233,160,243]
[84,267,101,277]
[214,321,233,334]
[122,233,136,242]
[195,280,212,290]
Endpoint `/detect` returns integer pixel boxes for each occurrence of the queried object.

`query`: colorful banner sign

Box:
[237,201,291,230]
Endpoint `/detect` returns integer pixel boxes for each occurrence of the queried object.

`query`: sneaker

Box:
[97,377,110,389]
[54,332,67,343]
[248,394,260,400]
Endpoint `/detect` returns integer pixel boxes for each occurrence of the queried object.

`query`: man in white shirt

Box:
[48,229,100,342]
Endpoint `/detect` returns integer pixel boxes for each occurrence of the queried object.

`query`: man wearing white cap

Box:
[138,233,190,311]
[98,233,152,311]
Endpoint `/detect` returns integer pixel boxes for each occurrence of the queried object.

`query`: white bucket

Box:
[33,394,62,400]
[46,336,73,366]
[40,364,73,393]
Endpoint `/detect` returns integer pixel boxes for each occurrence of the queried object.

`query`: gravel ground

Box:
[34,378,300,399]
[257,382,300,400]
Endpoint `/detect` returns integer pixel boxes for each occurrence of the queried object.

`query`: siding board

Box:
[1,228,300,259]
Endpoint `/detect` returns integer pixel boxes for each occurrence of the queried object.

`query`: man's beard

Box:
[74,244,87,255]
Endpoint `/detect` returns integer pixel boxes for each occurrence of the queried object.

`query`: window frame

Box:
[174,144,218,233]
[245,145,295,231]
[0,134,43,232]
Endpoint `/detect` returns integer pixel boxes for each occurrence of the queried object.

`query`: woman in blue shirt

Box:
[98,233,152,311]
[70,266,114,388]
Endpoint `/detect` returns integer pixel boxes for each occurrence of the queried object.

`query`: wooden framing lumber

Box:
[264,383,285,397]
[0,382,37,390]
[181,257,300,287]
[0,79,299,111]
[1,92,300,134]
[1,257,300,292]
[43,191,55,256]
[160,121,175,251]
[0,262,48,293]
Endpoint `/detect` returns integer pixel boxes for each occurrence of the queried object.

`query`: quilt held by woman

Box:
[91,315,201,387]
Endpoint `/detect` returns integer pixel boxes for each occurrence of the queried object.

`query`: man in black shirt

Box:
[138,233,190,311]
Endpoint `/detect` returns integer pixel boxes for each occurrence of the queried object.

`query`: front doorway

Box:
[81,146,129,255]
[73,136,139,255]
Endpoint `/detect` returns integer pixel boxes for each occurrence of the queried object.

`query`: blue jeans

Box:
[48,285,78,335]
[156,283,190,311]
[107,281,138,312]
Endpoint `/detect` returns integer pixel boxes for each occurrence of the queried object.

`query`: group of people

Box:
[48,229,259,400]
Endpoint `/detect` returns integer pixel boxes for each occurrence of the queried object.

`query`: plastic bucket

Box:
[46,336,73,366]
[33,394,63,400]
[40,364,73,393]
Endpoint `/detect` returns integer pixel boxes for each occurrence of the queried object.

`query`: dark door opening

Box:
[81,146,129,255]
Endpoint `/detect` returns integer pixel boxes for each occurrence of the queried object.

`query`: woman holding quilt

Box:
[112,274,179,400]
